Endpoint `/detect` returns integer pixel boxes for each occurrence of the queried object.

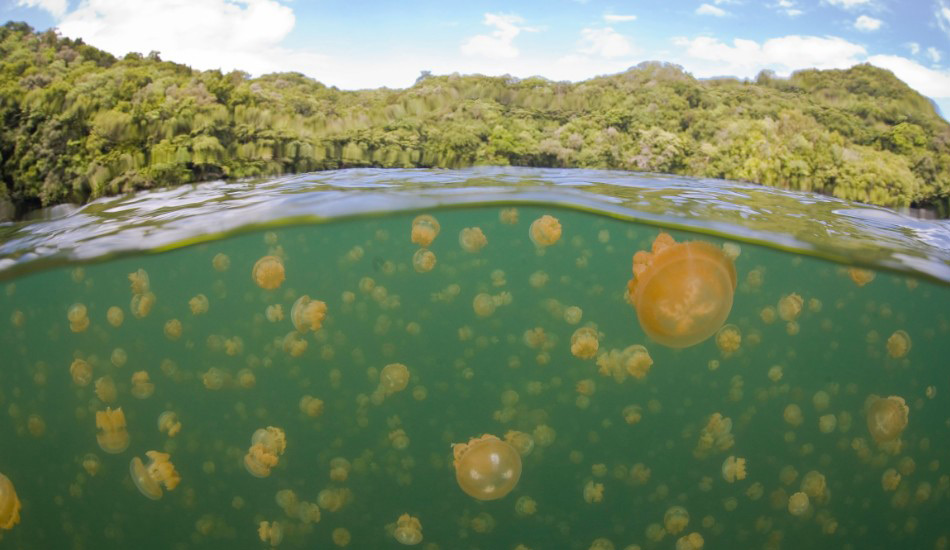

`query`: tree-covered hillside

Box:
[2,21,948,214]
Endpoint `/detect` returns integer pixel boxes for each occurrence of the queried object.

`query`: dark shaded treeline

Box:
[2,21,948,215]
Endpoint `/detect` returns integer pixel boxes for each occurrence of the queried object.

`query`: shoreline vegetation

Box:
[2,21,949,218]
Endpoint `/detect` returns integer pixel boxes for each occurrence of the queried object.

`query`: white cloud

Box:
[696,3,727,16]
[928,47,942,63]
[460,13,533,58]
[16,0,68,18]
[578,27,633,58]
[54,0,330,78]
[938,0,950,37]
[907,42,920,55]
[603,14,637,22]
[673,34,867,77]
[854,15,882,31]
[775,1,804,16]
[824,0,871,8]
[867,55,950,98]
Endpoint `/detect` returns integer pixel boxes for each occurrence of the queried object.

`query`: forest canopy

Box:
[2,21,949,213]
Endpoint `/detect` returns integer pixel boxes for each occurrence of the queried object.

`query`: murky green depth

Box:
[1,205,948,549]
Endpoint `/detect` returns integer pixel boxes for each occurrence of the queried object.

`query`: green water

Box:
[1,203,948,549]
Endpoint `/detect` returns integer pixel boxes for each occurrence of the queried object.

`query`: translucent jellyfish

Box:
[459,227,488,253]
[499,208,519,224]
[299,395,325,418]
[291,295,328,332]
[67,303,89,333]
[818,414,837,434]
[265,304,284,322]
[664,506,689,535]
[788,491,810,516]
[622,405,643,425]
[332,527,351,547]
[412,249,437,273]
[393,513,423,545]
[783,404,803,427]
[70,359,92,387]
[866,395,909,444]
[128,268,150,294]
[453,434,522,500]
[583,480,604,503]
[378,363,410,395]
[767,365,783,382]
[676,532,705,550]
[282,331,308,357]
[389,429,410,450]
[886,330,911,359]
[129,451,181,500]
[131,371,155,399]
[329,457,351,482]
[800,471,826,499]
[504,431,535,457]
[158,411,181,437]
[472,293,496,318]
[564,306,583,325]
[571,327,600,359]
[0,473,21,531]
[777,293,803,322]
[848,267,875,286]
[410,214,440,247]
[528,214,562,247]
[881,468,901,491]
[189,294,209,315]
[244,427,287,478]
[721,456,747,483]
[202,367,227,390]
[252,255,286,290]
[258,521,283,547]
[694,413,734,458]
[715,324,742,356]
[130,291,156,319]
[627,233,737,348]
[596,345,653,383]
[95,407,130,454]
[164,319,182,341]
[94,376,117,403]
[82,454,101,477]
[212,253,231,272]
[106,306,124,327]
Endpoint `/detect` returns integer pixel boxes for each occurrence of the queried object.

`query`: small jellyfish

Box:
[128,268,150,294]
[82,454,101,477]
[627,233,737,348]
[515,495,537,516]
[106,306,124,327]
[95,407,130,454]
[329,457,351,482]
[583,480,604,503]
[291,295,328,332]
[332,527,351,547]
[129,450,181,500]
[721,456,747,483]
[67,303,89,333]
[715,324,742,356]
[866,395,909,444]
[189,294,209,315]
[244,427,287,478]
[282,331,308,357]
[800,471,826,499]
[886,330,911,359]
[664,505,689,535]
[528,214,562,247]
[94,376,117,403]
[265,304,284,322]
[453,434,522,500]
[777,293,803,322]
[258,520,283,547]
[131,371,155,399]
[412,249,437,273]
[252,255,286,290]
[881,468,901,491]
[473,293,496,318]
[499,208,519,224]
[504,431,535,456]
[393,513,423,545]
[459,227,488,253]
[212,253,231,272]
[164,319,182,341]
[783,404,803,427]
[70,359,92,387]
[848,267,875,286]
[410,214,440,247]
[299,395,324,417]
[570,327,600,359]
[788,491,810,516]
[378,363,410,395]
[158,411,181,437]
[0,472,21,530]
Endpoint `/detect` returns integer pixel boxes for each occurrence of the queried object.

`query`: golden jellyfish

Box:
[158,411,181,437]
[788,491,810,516]
[379,363,410,395]
[282,331,308,357]
[164,318,182,341]
[128,268,150,294]
[866,395,909,444]
[299,395,324,418]
[252,255,286,290]
[82,454,101,477]
[129,450,181,500]
[410,214,440,247]
[95,407,129,454]
[94,376,117,403]
[393,513,423,545]
[244,426,287,478]
[212,252,231,272]
[106,306,124,327]
[70,358,92,387]
[528,214,562,247]
[694,413,734,458]
[626,233,737,348]
[676,533,705,550]
[622,404,643,425]
[330,457,351,482]
[570,327,600,359]
[886,330,911,359]
[412,249,437,273]
[258,521,283,547]
[564,305,583,325]
[800,470,826,499]
[721,456,747,483]
[131,371,154,399]
[332,527,351,547]
[777,293,803,322]
[664,506,690,535]
[583,480,604,503]
[453,434,522,500]
[0,473,21,531]
[459,227,488,253]
[882,468,902,491]
[499,208,519,224]
[189,294,209,315]
[265,304,284,322]
[67,303,89,333]
[291,295,328,332]
[783,404,803,427]
[715,324,741,356]
[130,291,156,319]
[504,431,535,457]
[515,495,537,516]
[848,267,875,286]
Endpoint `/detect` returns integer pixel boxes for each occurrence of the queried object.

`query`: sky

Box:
[5,0,950,117]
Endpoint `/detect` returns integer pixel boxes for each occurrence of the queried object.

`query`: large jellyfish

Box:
[453,434,522,500]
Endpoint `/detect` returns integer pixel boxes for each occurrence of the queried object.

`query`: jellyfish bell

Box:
[291,295,328,332]
[411,214,440,247]
[866,395,909,444]
[626,233,737,349]
[0,472,21,530]
[130,456,163,500]
[252,256,286,290]
[528,215,562,248]
[453,434,522,500]
[95,407,129,454]
[393,514,423,545]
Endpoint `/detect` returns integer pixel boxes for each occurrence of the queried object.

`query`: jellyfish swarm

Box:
[0,473,20,530]
[453,434,522,500]
[130,451,181,500]
[626,233,737,348]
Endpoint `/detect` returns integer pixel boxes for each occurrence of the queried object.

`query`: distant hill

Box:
[1,21,948,214]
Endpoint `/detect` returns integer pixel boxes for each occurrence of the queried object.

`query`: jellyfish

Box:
[777,293,803,322]
[664,506,689,535]
[459,227,488,253]
[677,533,705,550]
[212,253,231,272]
[299,395,325,417]
[189,294,209,315]
[82,454,101,477]
[788,491,810,516]
[881,468,901,491]
[164,319,182,341]
[128,268,150,294]
[252,256,286,290]
[783,404,803,427]
[528,214,562,247]
[0,473,20,531]
[715,324,741,356]
[129,451,181,500]
[95,407,130,454]
[258,521,283,547]
[282,331,308,357]
[291,295,327,333]
[626,233,737,348]
[389,429,410,450]
[583,480,604,503]
[818,414,837,434]
[67,303,89,333]
[94,376,117,403]
[158,411,181,437]
[106,306,124,327]
[393,513,423,545]
[378,363,410,395]
[886,330,911,359]
[131,371,155,399]
[504,431,535,457]
[70,359,92,387]
[622,405,643,425]
[265,304,284,322]
[515,496,537,516]
[244,427,287,478]
[453,434,522,500]
[848,267,875,286]
[800,471,826,499]
[866,395,909,445]
[410,214,440,247]
[694,413,734,458]
[318,488,351,512]
[499,208,519,224]
[721,456,747,483]
[332,527,351,547]
[571,327,600,359]
[412,249,437,273]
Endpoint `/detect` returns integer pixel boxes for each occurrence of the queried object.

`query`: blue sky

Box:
[6,0,950,116]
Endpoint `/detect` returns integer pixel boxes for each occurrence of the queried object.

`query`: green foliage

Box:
[1,22,949,212]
